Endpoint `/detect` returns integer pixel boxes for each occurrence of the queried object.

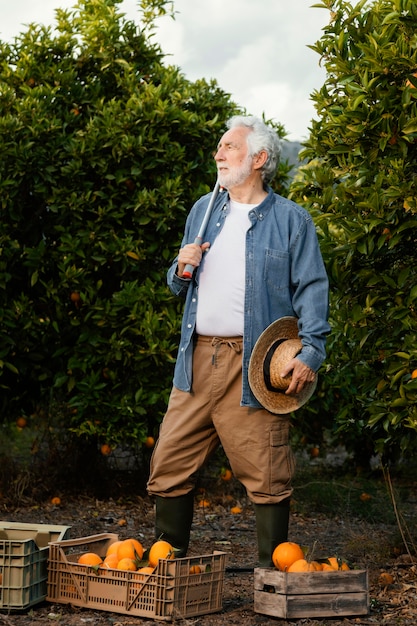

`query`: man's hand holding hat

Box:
[280,358,316,396]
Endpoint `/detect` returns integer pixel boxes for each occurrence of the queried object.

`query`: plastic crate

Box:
[0,521,71,611]
[47,533,226,620]
[254,567,369,619]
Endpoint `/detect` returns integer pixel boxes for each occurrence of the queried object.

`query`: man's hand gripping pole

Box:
[182,179,221,279]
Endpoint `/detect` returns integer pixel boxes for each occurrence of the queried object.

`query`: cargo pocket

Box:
[269,420,296,496]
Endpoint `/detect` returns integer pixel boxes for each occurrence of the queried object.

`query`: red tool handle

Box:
[182,236,203,279]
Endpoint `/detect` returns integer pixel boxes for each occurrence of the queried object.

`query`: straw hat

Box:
[248,316,317,414]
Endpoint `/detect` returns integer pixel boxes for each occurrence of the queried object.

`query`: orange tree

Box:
[0,0,290,450]
[290,0,417,465]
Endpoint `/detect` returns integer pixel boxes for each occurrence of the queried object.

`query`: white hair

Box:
[225,115,281,183]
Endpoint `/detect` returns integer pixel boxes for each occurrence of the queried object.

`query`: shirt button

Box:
[192,298,196,303]
[216,222,220,227]
[187,324,192,328]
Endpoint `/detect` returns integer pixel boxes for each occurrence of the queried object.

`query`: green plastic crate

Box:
[0,521,71,610]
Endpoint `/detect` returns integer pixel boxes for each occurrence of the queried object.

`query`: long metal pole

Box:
[182,179,221,279]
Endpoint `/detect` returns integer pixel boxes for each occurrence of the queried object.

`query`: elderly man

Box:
[147,115,329,566]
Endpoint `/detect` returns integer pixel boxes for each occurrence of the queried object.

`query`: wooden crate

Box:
[254,567,369,619]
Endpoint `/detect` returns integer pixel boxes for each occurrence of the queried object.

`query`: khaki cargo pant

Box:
[147,335,295,504]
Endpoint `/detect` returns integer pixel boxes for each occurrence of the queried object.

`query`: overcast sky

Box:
[1,0,329,141]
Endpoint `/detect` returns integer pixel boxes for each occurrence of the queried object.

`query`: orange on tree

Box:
[70,291,81,303]
[411,369,417,379]
[78,552,103,566]
[100,443,112,456]
[221,468,233,481]
[144,436,155,448]
[148,540,175,567]
[272,541,305,571]
[16,416,27,428]
[117,538,144,563]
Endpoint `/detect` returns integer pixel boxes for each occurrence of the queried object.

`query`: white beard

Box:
[217,154,253,190]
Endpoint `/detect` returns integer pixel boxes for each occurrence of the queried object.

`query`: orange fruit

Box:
[51,496,61,506]
[287,559,321,572]
[221,468,233,481]
[189,565,202,574]
[230,506,242,514]
[16,416,27,428]
[379,572,394,586]
[78,552,103,566]
[101,553,119,569]
[70,291,81,303]
[411,369,417,379]
[137,566,155,578]
[117,538,144,562]
[323,556,350,571]
[272,541,305,571]
[198,499,211,508]
[144,436,155,448]
[148,540,175,567]
[106,540,123,557]
[100,443,112,456]
[117,557,137,571]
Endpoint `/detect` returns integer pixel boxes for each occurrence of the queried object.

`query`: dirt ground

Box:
[1,485,417,626]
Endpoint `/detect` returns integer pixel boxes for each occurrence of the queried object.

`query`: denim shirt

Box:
[167,186,330,408]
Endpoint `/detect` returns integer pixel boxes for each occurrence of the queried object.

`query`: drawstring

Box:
[211,337,242,367]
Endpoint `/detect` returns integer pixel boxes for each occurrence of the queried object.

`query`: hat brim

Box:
[248,316,317,414]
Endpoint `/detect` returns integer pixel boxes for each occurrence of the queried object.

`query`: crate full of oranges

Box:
[254,541,369,619]
[46,533,226,620]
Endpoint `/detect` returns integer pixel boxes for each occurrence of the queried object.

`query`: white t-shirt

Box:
[195,200,257,336]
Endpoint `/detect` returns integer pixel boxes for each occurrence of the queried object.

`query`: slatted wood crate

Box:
[254,567,369,619]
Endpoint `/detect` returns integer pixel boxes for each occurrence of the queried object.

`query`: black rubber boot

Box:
[253,499,290,567]
[154,494,194,557]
